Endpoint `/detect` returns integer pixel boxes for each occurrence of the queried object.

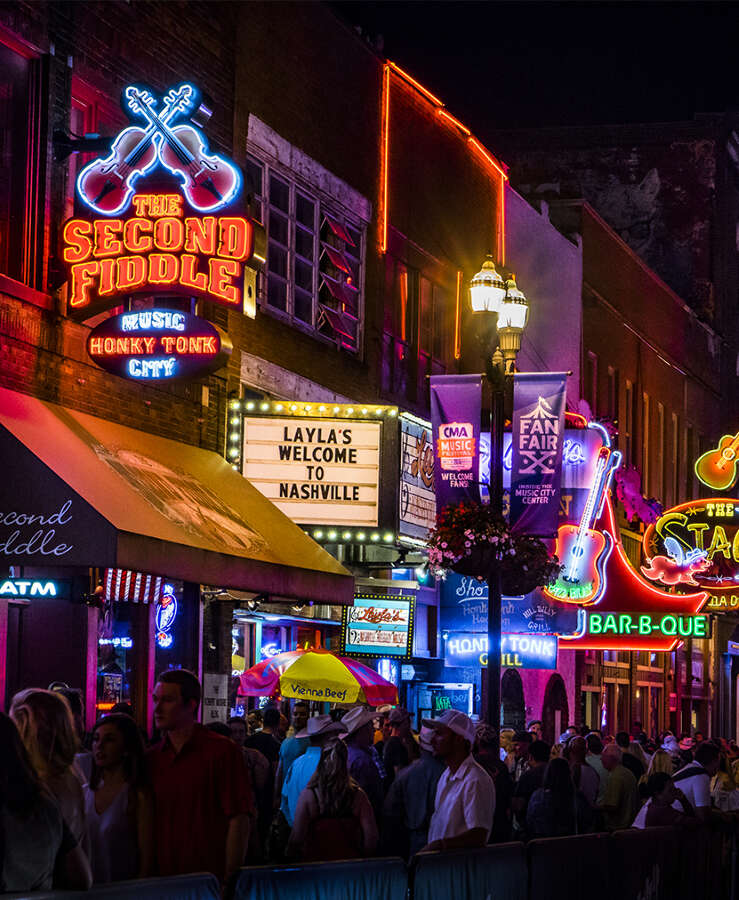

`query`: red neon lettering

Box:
[63,220,93,264]
[142,336,156,354]
[217,217,251,260]
[69,261,99,306]
[200,336,217,354]
[161,336,176,353]
[184,217,216,255]
[149,253,179,285]
[98,258,116,295]
[208,258,241,306]
[179,253,208,292]
[89,337,104,355]
[123,218,153,253]
[94,220,123,257]
[116,256,147,292]
[153,217,184,252]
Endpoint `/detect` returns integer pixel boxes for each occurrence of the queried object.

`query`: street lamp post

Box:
[469,256,529,749]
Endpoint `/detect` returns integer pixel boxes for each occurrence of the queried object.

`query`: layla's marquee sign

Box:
[242,411,383,527]
[62,84,261,320]
[87,308,231,381]
[643,499,739,611]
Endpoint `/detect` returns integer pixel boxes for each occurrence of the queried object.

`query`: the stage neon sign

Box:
[86,308,231,381]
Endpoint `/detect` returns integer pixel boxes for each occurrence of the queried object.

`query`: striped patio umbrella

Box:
[238,648,398,706]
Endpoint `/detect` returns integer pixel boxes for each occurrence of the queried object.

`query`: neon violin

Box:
[77,85,195,215]
[694,431,739,491]
[125,87,240,212]
[544,444,622,604]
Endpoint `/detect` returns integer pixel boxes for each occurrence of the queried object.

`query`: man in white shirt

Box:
[421,709,495,852]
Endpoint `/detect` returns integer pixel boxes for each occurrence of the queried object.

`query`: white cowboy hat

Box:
[295,714,348,739]
[340,706,376,737]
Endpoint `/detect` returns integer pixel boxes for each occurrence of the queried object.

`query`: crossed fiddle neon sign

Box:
[77,83,241,215]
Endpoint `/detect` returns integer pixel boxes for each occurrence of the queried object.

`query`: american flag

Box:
[104,568,163,605]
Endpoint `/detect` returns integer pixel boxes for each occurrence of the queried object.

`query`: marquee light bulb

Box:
[260,402,269,411]
[333,406,340,413]
[342,531,351,540]
[347,407,354,415]
[246,401,255,410]
[362,408,368,414]
[319,405,327,412]
[371,533,380,541]
[290,404,298,411]
[314,530,324,539]
[389,408,397,416]
[230,417,240,425]
[275,404,283,411]
[328,530,337,540]
[229,448,239,458]
[357,532,366,540]
[383,533,394,542]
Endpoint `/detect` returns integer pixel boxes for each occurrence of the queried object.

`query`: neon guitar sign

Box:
[77,84,240,216]
[695,432,739,491]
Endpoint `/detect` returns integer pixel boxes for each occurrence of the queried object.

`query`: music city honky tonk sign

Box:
[62,83,262,319]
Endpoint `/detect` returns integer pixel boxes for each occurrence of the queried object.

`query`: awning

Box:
[0,386,353,604]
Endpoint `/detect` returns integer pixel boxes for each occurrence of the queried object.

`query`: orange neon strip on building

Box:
[454,270,463,359]
[436,108,471,136]
[380,64,391,253]
[387,60,444,107]
[468,137,508,181]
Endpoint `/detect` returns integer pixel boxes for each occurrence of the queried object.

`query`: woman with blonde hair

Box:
[10,688,87,848]
[287,738,377,861]
[638,748,673,798]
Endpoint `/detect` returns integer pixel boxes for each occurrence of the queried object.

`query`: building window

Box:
[586,351,598,417]
[642,392,650,495]
[657,402,666,503]
[624,380,634,466]
[246,152,364,354]
[672,412,680,505]
[0,41,30,281]
[607,366,619,424]
[685,425,694,500]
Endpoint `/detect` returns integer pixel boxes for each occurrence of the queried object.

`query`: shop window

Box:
[657,402,666,503]
[246,152,364,354]
[97,602,138,713]
[0,41,29,281]
[642,393,650,494]
[607,366,619,424]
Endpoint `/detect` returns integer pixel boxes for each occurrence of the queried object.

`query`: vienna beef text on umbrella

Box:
[239,648,398,706]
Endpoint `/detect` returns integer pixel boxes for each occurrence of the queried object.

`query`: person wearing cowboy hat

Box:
[341,707,385,823]
[279,715,347,827]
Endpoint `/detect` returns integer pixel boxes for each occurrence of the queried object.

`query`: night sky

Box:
[331,2,738,134]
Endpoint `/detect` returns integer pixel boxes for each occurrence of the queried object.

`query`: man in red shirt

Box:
[146,669,252,884]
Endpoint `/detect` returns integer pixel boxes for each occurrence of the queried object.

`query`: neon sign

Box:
[695,432,739,491]
[63,83,260,320]
[0,579,66,599]
[63,193,253,313]
[643,499,739,611]
[98,637,134,649]
[77,84,240,216]
[585,612,709,639]
[445,632,558,669]
[86,308,231,381]
[155,583,177,649]
[260,642,282,659]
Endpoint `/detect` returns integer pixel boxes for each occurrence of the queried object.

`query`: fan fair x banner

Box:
[510,373,568,536]
[430,374,482,511]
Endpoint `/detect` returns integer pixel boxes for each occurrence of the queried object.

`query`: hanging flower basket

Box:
[427,501,560,590]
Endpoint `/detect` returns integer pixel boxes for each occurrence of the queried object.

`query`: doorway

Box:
[501,668,525,732]
[542,673,569,744]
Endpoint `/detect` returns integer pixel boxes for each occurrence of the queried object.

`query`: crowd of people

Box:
[3,671,738,895]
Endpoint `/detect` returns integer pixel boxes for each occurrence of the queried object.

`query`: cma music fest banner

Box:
[61,82,265,323]
[430,374,482,510]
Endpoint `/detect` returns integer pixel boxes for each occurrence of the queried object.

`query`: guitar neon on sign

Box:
[695,432,739,491]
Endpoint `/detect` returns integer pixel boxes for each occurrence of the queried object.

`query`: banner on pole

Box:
[430,374,482,512]
[510,373,568,535]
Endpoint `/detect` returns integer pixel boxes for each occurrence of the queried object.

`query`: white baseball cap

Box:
[422,709,476,744]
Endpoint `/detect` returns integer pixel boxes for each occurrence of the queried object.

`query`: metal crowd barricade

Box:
[232,856,408,900]
[2,873,221,900]
[527,832,611,900]
[411,842,527,900]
